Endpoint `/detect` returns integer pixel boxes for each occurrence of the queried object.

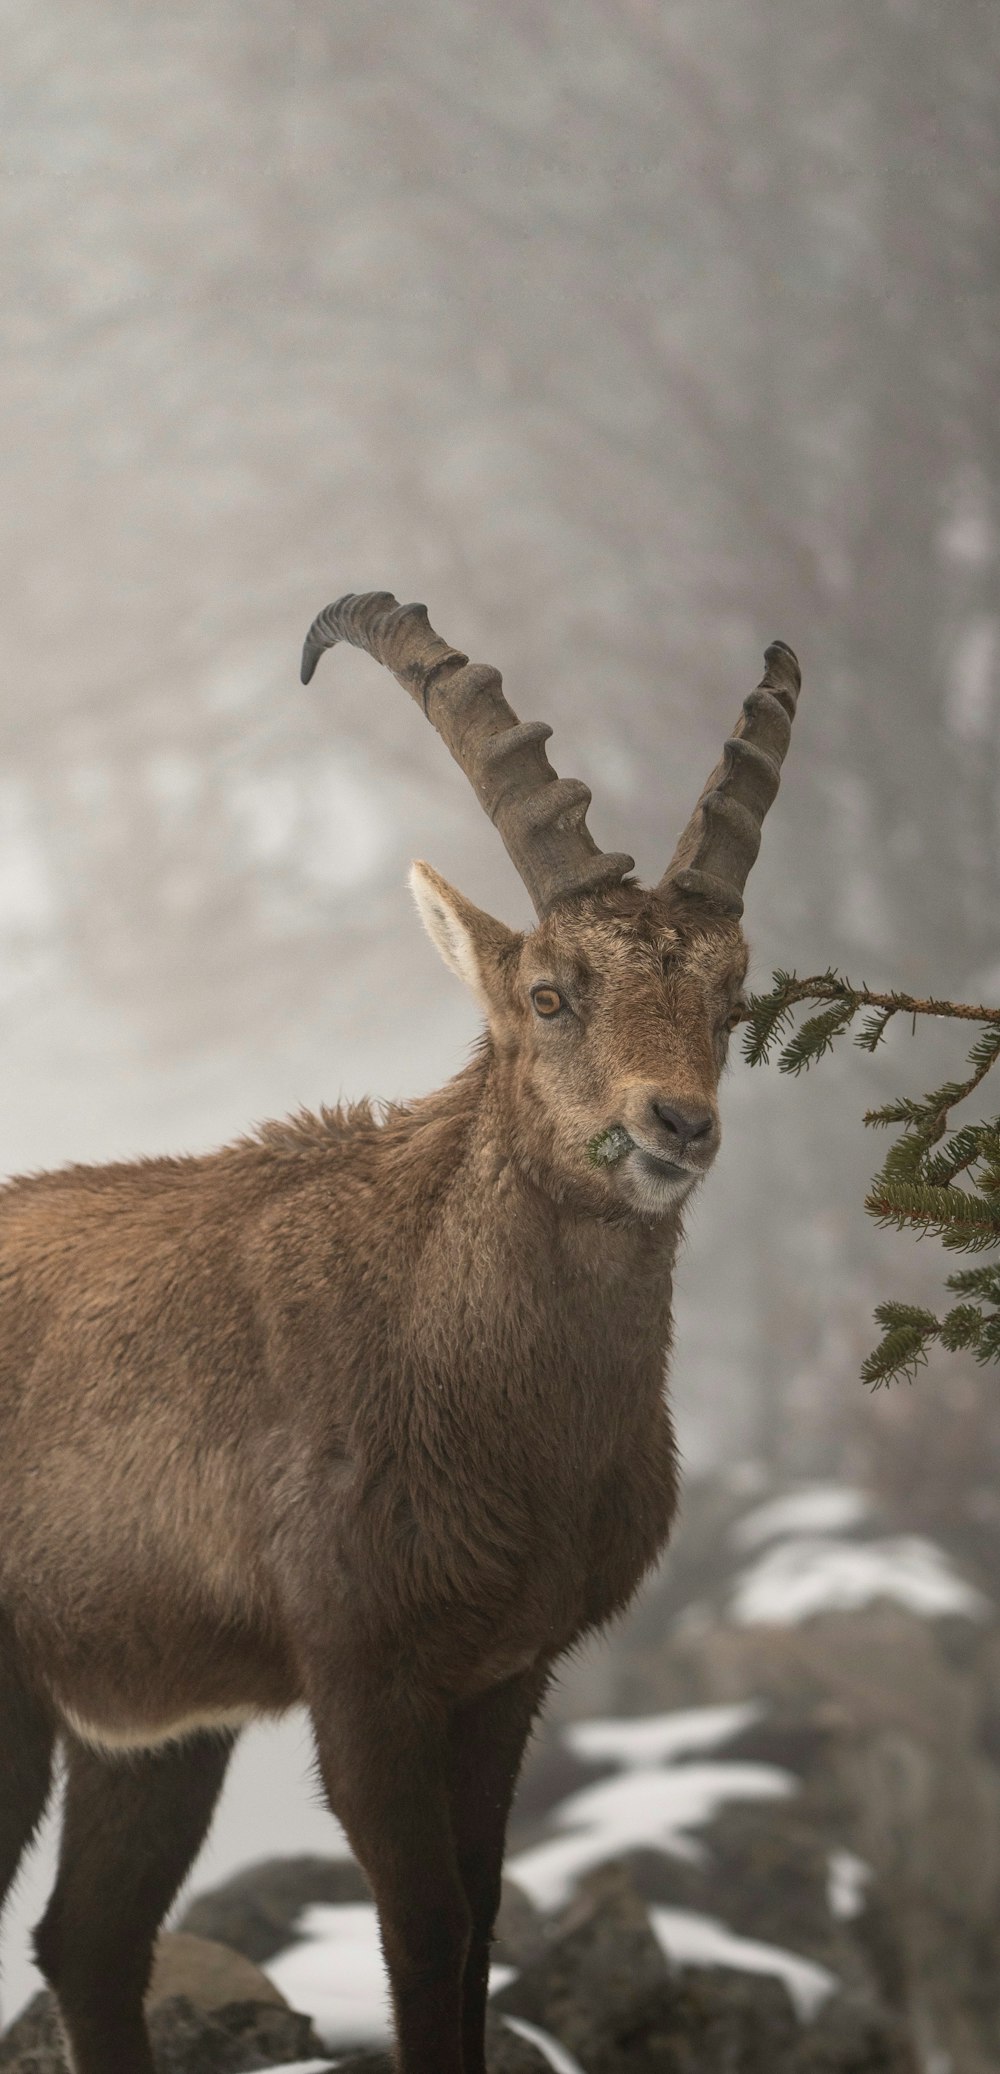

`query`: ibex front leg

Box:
[309,1663,470,2074]
[447,1668,549,2074]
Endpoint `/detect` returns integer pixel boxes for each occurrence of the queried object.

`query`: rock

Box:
[785,1998,917,2074]
[682,1804,866,1984]
[491,1861,670,2063]
[493,1855,916,2072]
[492,1880,548,1970]
[0,1992,325,2074]
[601,1965,802,2074]
[0,1993,62,2074]
[518,1468,1000,2071]
[177,1855,371,1964]
[148,1933,290,2013]
[485,2010,580,2071]
[148,1995,327,2072]
[596,1967,915,2074]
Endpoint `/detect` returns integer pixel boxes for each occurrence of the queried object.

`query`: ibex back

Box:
[0,594,801,2074]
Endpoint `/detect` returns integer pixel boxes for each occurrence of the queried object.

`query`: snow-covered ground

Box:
[731,1483,872,1550]
[251,1486,993,2058]
[730,1532,989,1626]
[262,1694,833,2051]
[649,1908,834,2021]
[507,1756,795,1909]
[564,1699,763,1769]
[265,1903,514,2052]
[12,1498,972,2046]
[727,1479,989,1625]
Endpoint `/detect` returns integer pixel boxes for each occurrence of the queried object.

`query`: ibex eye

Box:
[531,985,565,1018]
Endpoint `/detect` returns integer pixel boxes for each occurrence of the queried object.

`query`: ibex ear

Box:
[409,861,518,1005]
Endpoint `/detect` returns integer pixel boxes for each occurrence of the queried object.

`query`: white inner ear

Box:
[409,864,485,997]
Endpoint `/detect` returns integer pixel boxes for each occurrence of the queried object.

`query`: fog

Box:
[2,0,998,2026]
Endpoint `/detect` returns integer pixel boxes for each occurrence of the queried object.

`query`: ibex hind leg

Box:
[0,1623,55,1938]
[34,1729,235,2074]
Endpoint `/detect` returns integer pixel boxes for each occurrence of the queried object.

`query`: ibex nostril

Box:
[650,1101,715,1152]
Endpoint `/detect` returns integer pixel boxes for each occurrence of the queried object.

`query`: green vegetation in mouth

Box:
[586,1124,634,1168]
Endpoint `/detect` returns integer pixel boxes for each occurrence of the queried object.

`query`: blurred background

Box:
[2,0,999,2043]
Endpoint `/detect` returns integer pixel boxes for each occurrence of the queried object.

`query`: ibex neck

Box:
[396,1043,682,1294]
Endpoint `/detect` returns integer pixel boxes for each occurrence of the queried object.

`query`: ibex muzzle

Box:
[0,594,801,2074]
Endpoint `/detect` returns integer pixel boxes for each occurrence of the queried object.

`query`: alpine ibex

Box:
[0,593,801,2074]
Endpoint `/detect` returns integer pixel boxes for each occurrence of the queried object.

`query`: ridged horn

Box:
[301,592,634,917]
[659,641,802,917]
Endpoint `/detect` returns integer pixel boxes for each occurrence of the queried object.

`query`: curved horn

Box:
[659,640,802,918]
[301,592,634,917]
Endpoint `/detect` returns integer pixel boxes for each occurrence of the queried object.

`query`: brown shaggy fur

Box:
[0,869,747,2074]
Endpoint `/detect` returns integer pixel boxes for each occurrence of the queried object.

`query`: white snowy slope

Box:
[730,1534,989,1626]
[731,1484,871,1551]
[565,1700,763,1770]
[264,1902,514,2050]
[651,1907,835,2020]
[507,1759,795,1911]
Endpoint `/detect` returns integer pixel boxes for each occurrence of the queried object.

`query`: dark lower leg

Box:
[34,1729,234,2074]
[309,1672,471,2074]
[448,1668,548,2074]
[0,1631,55,2015]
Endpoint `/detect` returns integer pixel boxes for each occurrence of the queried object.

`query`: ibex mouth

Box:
[633,1149,695,1186]
[586,1128,698,1191]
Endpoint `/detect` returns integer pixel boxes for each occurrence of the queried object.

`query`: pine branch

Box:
[866,1179,1000,1244]
[861,1322,933,1389]
[946,1263,1000,1301]
[741,971,1000,1033]
[743,968,1000,1387]
[776,1002,856,1074]
[864,1096,938,1129]
[741,971,803,1066]
[924,1125,988,1187]
[938,1304,986,1352]
[856,1009,894,1053]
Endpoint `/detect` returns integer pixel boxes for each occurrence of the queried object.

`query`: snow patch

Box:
[732,1485,870,1551]
[565,1701,762,1770]
[502,2015,588,2073]
[264,1901,512,2049]
[508,1761,795,1911]
[264,1903,391,2047]
[651,1906,835,2020]
[730,1535,989,1627]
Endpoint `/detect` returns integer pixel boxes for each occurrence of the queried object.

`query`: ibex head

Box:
[302,594,801,1219]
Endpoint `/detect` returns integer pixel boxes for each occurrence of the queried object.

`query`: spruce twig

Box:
[742,970,1000,1387]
